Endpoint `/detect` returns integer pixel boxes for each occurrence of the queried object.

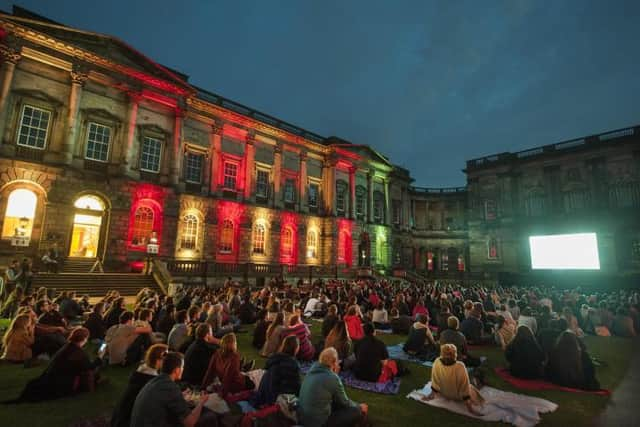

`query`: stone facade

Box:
[0,8,638,278]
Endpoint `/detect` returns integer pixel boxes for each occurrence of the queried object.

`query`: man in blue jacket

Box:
[298,347,368,427]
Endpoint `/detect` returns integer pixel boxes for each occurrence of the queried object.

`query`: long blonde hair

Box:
[3,314,31,349]
[219,333,237,358]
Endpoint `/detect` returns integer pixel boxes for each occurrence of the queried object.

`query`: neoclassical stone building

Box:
[0,7,638,280]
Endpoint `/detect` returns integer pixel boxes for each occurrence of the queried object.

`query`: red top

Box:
[344,314,364,340]
[202,351,246,396]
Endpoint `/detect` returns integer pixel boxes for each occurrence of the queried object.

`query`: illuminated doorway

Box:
[68,195,106,258]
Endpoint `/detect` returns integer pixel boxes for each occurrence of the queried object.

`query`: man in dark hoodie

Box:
[256,335,301,406]
[403,313,437,360]
[182,324,220,386]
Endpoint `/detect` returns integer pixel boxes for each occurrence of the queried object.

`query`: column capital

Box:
[0,44,21,64]
[126,90,143,104]
[174,107,187,118]
[70,63,90,85]
[245,131,256,145]
[211,122,223,135]
[299,149,308,160]
[274,143,283,154]
[348,165,358,175]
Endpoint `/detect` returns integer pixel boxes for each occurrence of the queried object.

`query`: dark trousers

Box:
[325,406,362,427]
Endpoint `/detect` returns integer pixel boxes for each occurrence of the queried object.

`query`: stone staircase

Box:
[62,257,99,273]
[32,272,162,297]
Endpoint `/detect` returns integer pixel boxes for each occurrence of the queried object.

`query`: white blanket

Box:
[407,382,558,427]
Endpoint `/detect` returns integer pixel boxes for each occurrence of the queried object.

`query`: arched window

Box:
[282,227,293,257]
[307,229,317,259]
[219,220,234,254]
[253,223,266,254]
[132,206,154,246]
[2,189,37,239]
[180,214,199,250]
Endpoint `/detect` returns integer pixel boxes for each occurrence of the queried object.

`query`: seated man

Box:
[354,323,396,382]
[130,352,211,427]
[390,308,412,335]
[460,308,494,345]
[182,323,219,387]
[298,347,368,427]
[105,311,152,366]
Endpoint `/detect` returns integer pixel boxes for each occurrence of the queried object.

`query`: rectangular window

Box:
[140,137,162,173]
[484,200,497,220]
[184,152,204,183]
[308,183,319,208]
[284,178,296,203]
[85,122,111,162]
[223,161,238,190]
[17,105,51,150]
[392,200,401,224]
[336,182,347,214]
[355,189,365,217]
[256,169,269,198]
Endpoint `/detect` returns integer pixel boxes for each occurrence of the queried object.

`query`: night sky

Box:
[2,0,639,187]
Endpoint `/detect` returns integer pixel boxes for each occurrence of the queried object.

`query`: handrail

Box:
[151,259,170,295]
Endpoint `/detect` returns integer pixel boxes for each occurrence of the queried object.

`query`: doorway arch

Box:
[68,193,110,259]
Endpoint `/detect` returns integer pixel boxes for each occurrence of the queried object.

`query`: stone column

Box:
[244,132,255,201]
[170,108,184,185]
[299,150,308,212]
[0,44,20,120]
[367,172,374,223]
[384,179,391,225]
[348,166,356,219]
[122,91,141,176]
[209,122,222,195]
[62,67,88,164]
[323,159,336,216]
[273,143,283,208]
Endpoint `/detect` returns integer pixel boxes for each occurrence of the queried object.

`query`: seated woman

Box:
[343,305,364,341]
[110,344,168,427]
[261,312,285,357]
[505,325,544,379]
[372,303,390,330]
[354,323,396,383]
[403,313,437,360]
[1,313,35,364]
[256,335,302,406]
[83,302,107,342]
[439,316,482,367]
[252,309,270,350]
[202,333,257,396]
[11,327,103,403]
[547,330,600,390]
[325,320,353,368]
[424,344,484,416]
[412,299,429,320]
[322,304,340,338]
[494,315,515,350]
[282,315,315,361]
[562,307,584,338]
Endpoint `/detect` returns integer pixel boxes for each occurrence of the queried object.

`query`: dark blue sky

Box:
[3,1,639,186]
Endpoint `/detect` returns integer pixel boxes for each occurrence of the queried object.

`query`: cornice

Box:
[0,19,193,97]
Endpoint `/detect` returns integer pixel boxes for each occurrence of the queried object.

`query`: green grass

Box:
[0,321,633,427]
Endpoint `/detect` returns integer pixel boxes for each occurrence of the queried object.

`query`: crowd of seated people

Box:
[0,269,639,425]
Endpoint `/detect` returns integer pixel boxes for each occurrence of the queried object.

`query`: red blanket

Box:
[494,367,611,396]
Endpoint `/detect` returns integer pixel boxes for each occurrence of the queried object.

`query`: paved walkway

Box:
[594,338,640,427]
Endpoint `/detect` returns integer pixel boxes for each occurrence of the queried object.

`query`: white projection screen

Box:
[529,233,600,270]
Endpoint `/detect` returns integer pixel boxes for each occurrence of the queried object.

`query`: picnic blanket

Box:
[387,344,486,368]
[299,362,401,394]
[407,382,558,427]
[494,367,611,396]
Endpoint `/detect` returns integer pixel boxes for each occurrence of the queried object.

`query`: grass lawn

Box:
[0,319,633,427]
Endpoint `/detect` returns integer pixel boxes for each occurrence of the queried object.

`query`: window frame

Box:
[139,136,163,173]
[16,104,52,150]
[336,180,348,215]
[255,169,270,199]
[283,178,296,203]
[84,121,112,163]
[355,186,366,217]
[307,229,318,259]
[373,191,384,223]
[179,213,199,251]
[282,227,294,257]
[223,161,238,191]
[131,206,155,246]
[1,188,38,240]
[184,151,204,184]
[219,219,234,254]
[253,223,266,254]
[487,238,500,260]
[308,182,320,208]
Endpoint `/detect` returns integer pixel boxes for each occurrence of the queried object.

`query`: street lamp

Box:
[145,231,159,274]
